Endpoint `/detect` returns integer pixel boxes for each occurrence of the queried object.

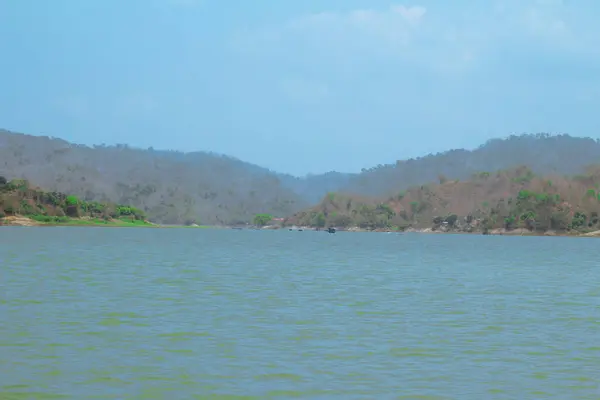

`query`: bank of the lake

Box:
[5,215,599,238]
[0,215,225,228]
[259,224,600,238]
[0,215,157,227]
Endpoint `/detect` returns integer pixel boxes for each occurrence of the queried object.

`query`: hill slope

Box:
[5,129,600,225]
[0,129,308,224]
[277,171,354,204]
[339,133,600,197]
[0,176,151,226]
[286,165,600,234]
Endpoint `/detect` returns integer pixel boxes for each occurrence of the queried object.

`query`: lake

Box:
[1,227,599,399]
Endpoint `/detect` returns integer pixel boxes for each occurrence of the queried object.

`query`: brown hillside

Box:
[286,166,600,233]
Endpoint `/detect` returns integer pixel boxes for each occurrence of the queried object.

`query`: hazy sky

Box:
[2,0,599,175]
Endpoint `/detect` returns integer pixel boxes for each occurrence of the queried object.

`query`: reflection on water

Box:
[1,227,599,399]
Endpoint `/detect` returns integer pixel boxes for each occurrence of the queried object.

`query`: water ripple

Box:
[1,228,599,399]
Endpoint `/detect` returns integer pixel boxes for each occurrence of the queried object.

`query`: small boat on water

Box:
[327,227,336,234]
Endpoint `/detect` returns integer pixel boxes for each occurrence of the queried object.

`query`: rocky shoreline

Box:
[262,224,600,238]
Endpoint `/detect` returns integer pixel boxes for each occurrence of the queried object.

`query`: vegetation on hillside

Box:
[285,166,600,234]
[0,129,308,225]
[253,213,273,227]
[0,177,152,226]
[6,129,600,225]
[341,133,600,197]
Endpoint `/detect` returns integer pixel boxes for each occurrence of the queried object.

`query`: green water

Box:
[1,227,599,399]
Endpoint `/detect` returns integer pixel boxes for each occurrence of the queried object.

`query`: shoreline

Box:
[262,224,600,238]
[3,215,600,238]
[0,215,156,228]
[0,215,213,229]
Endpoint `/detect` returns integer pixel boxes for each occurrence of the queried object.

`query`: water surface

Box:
[1,227,599,399]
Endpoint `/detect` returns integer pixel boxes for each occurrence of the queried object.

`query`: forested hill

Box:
[287,165,600,234]
[3,128,600,224]
[339,133,600,197]
[0,129,309,224]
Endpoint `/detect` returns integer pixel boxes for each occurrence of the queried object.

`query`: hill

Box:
[337,133,600,197]
[0,129,309,225]
[286,165,600,235]
[5,129,600,225]
[0,176,152,227]
[277,171,354,204]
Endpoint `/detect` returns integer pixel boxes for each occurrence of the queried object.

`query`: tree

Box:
[0,176,6,185]
[571,212,587,229]
[64,195,80,217]
[253,213,273,226]
[184,218,198,226]
[313,212,326,228]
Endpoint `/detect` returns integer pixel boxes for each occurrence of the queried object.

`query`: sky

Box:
[1,0,600,175]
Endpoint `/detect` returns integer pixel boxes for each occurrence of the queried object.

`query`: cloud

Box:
[233,2,596,70]
[227,0,600,116]
[287,5,426,36]
[234,5,428,60]
[230,4,482,79]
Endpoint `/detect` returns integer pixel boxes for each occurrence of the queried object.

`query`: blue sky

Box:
[1,0,599,175]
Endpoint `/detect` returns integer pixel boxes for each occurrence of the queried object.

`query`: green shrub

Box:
[504,215,516,229]
[116,205,145,220]
[253,213,273,226]
[571,212,587,229]
[65,195,79,206]
[29,215,70,224]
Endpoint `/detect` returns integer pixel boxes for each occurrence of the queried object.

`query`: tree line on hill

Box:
[285,165,600,234]
[4,128,600,225]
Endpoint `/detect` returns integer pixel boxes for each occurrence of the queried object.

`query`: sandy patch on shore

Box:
[0,216,39,226]
[581,230,600,237]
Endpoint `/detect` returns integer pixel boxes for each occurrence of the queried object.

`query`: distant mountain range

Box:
[2,128,600,224]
